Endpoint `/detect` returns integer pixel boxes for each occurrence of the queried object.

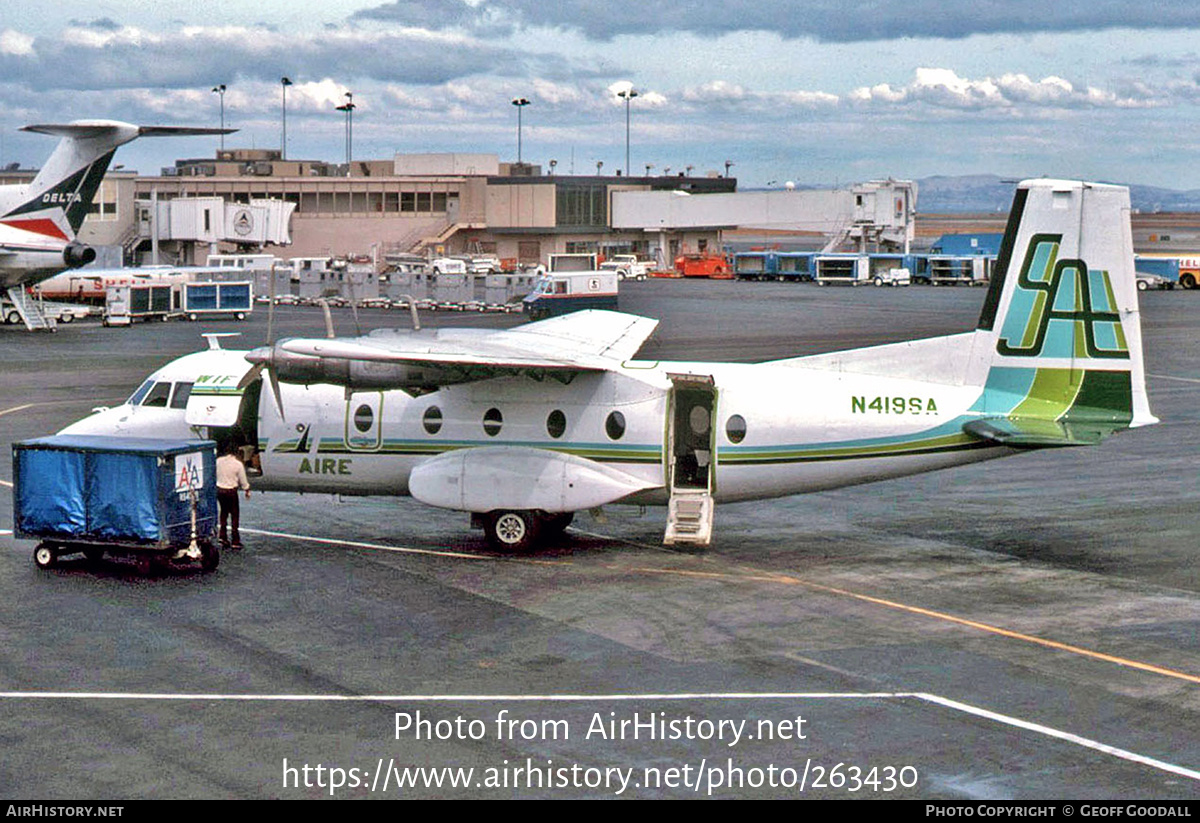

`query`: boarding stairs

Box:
[663,489,714,547]
[5,287,56,331]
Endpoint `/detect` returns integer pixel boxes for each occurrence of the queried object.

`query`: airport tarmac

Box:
[1,280,1198,799]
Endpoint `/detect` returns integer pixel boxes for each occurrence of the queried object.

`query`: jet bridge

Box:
[612,180,918,255]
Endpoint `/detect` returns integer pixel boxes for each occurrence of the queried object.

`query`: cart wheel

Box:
[33,543,58,570]
[199,541,220,573]
[82,547,104,564]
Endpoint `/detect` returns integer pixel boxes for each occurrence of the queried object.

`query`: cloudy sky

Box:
[5,1,1200,190]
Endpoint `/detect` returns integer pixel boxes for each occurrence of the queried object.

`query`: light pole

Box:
[280,77,292,160]
[211,85,226,151]
[616,87,638,177]
[335,92,356,171]
[644,163,654,177]
[548,159,557,176]
[724,160,734,178]
[511,97,530,165]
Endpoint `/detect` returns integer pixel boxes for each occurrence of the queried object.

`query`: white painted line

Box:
[1147,373,1200,385]
[0,479,11,488]
[0,690,1193,781]
[913,692,1200,783]
[0,691,904,701]
[239,527,491,561]
[0,403,35,418]
[0,529,11,536]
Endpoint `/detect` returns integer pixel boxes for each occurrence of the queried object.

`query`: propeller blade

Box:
[268,367,285,422]
[236,361,265,391]
[319,299,335,339]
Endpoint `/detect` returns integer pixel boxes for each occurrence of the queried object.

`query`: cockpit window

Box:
[169,382,194,410]
[141,382,171,408]
[127,380,154,406]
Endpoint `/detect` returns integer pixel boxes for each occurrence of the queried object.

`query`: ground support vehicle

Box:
[181,281,253,321]
[104,283,176,325]
[13,436,220,575]
[872,267,912,287]
[674,254,730,278]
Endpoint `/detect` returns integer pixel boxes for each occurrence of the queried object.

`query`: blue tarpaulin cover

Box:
[13,436,217,546]
[15,448,87,536]
[85,451,160,540]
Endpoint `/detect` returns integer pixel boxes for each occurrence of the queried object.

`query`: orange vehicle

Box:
[673,253,732,278]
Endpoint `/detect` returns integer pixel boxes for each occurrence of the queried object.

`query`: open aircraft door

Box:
[664,373,717,546]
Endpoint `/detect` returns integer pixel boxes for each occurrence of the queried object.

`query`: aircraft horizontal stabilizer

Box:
[409,446,661,513]
[22,122,235,139]
[962,417,1113,448]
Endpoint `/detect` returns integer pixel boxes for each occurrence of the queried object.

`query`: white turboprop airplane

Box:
[0,120,231,291]
[60,179,1156,550]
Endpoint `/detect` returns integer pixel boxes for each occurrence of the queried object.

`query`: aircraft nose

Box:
[58,407,129,436]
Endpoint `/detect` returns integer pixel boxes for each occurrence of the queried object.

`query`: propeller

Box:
[238,345,286,421]
[237,261,285,418]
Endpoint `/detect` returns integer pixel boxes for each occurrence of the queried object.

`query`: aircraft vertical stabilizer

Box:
[965,179,1156,445]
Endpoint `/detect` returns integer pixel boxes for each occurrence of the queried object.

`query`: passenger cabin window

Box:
[141,382,172,407]
[546,410,567,439]
[422,406,443,435]
[483,407,503,437]
[725,414,747,444]
[353,404,374,433]
[605,411,626,440]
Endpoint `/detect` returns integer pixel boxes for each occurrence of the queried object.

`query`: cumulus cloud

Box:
[606,81,668,107]
[850,67,1156,110]
[0,24,557,92]
[354,0,1200,43]
[0,29,35,56]
[683,81,747,103]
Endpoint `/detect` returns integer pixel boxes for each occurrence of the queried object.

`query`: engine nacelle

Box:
[62,243,96,268]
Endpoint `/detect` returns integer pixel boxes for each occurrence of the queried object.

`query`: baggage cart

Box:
[12,436,220,574]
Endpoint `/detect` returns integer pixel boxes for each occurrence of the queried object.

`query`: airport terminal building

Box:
[48,150,739,268]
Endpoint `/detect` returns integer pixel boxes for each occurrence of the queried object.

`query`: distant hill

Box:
[916,174,1200,213]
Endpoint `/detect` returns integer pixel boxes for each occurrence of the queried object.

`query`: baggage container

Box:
[181,281,253,321]
[12,435,220,573]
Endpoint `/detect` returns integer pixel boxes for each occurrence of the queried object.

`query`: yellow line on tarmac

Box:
[622,564,1200,686]
[240,526,1200,686]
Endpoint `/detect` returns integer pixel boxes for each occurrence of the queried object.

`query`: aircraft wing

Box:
[962,417,1115,447]
[264,310,659,390]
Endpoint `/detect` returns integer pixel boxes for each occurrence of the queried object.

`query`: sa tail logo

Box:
[997,234,1129,360]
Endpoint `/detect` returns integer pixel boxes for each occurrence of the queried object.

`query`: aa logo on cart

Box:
[997,234,1129,359]
[174,452,205,493]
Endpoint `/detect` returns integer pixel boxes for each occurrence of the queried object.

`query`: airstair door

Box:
[664,374,716,547]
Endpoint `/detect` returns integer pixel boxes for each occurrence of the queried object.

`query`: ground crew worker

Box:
[216,443,251,549]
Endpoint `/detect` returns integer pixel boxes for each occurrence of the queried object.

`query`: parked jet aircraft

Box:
[0,120,231,291]
[60,179,1156,550]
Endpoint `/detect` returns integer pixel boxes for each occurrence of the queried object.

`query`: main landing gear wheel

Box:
[33,543,57,570]
[483,510,542,552]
